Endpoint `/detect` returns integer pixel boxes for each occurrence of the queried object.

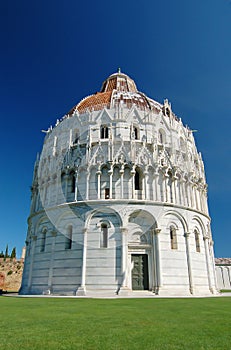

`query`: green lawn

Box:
[0,297,230,350]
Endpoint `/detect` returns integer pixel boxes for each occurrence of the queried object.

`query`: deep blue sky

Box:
[0,0,231,257]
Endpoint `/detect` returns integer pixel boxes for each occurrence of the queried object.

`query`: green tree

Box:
[10,247,16,259]
[4,244,9,259]
[0,251,4,258]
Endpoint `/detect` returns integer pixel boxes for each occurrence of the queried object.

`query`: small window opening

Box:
[40,229,47,252]
[74,131,79,144]
[135,170,142,190]
[135,171,140,190]
[170,226,177,250]
[65,226,73,250]
[101,125,109,139]
[133,126,139,140]
[158,130,164,144]
[101,224,108,248]
[70,172,75,193]
[194,230,200,252]
[105,188,110,199]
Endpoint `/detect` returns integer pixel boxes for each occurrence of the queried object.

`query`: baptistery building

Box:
[20,70,217,296]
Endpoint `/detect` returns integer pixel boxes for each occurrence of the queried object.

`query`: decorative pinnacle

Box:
[118,67,121,73]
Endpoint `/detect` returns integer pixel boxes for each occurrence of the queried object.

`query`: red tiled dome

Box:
[68,70,161,115]
[100,71,137,93]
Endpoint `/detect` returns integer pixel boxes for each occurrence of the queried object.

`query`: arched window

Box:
[100,125,109,139]
[158,129,165,144]
[65,225,73,250]
[194,230,200,252]
[61,172,66,196]
[40,228,47,252]
[135,169,142,190]
[132,125,139,140]
[100,223,108,248]
[70,171,75,193]
[73,129,79,144]
[170,226,177,250]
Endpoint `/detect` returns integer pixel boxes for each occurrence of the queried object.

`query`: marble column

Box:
[153,171,159,201]
[35,189,40,211]
[46,180,51,206]
[28,235,37,291]
[210,239,218,291]
[176,177,181,205]
[204,190,209,215]
[180,179,185,206]
[64,173,68,200]
[120,165,124,199]
[144,168,148,200]
[200,189,205,212]
[187,182,191,207]
[120,227,129,292]
[185,181,190,207]
[76,228,87,296]
[152,228,162,294]
[196,187,202,211]
[85,171,90,200]
[55,176,59,205]
[74,169,79,201]
[96,170,101,199]
[151,229,157,293]
[108,165,113,199]
[190,183,195,208]
[195,185,200,210]
[47,230,57,293]
[172,176,177,204]
[131,166,136,199]
[184,232,193,294]
[164,173,168,202]
[203,236,213,293]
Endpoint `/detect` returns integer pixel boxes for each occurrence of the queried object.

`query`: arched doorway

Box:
[127,210,157,291]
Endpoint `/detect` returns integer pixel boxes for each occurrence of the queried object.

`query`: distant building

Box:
[20,70,217,296]
[215,258,231,290]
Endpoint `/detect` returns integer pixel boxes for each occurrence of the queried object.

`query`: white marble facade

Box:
[20,71,217,296]
[215,259,231,290]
